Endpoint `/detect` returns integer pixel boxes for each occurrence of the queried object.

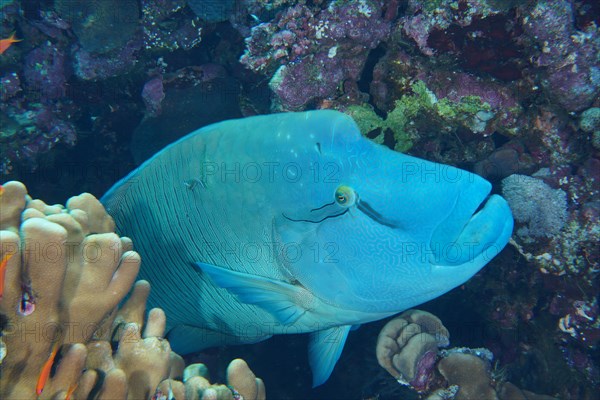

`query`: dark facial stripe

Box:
[282,208,349,224]
[310,201,336,212]
[357,200,398,228]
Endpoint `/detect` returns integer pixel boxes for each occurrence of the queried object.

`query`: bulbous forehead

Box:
[271,110,364,154]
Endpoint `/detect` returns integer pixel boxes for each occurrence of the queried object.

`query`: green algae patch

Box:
[344,104,385,144]
[345,81,492,152]
[344,103,414,152]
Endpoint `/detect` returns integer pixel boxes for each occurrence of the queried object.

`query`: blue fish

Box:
[102,110,513,386]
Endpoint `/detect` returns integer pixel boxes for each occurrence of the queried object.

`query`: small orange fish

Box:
[0,183,4,196]
[0,32,22,55]
[0,253,14,299]
[36,342,60,396]
[65,382,78,400]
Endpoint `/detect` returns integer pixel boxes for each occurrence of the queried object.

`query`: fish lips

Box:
[429,193,514,268]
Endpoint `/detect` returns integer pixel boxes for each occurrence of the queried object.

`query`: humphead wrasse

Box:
[102,110,513,386]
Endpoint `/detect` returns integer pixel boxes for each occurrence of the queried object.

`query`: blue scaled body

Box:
[101,110,513,386]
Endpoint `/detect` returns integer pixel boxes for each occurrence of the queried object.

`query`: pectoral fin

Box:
[308,325,352,387]
[196,262,313,325]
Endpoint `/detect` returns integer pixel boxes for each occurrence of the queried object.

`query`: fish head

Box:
[272,110,513,315]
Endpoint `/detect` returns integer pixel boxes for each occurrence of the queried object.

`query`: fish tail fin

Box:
[9,32,22,42]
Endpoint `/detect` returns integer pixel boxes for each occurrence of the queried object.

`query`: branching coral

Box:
[0,181,265,400]
[1,181,137,397]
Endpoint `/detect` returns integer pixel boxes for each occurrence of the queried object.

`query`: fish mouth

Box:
[430,191,513,267]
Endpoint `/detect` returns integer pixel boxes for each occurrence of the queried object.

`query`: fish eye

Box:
[335,185,356,207]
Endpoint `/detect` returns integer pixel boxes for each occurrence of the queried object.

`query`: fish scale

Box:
[102,110,513,386]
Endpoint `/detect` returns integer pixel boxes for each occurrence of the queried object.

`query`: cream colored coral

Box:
[0,181,141,398]
[156,359,266,400]
[376,310,449,384]
[0,181,267,400]
[376,308,557,400]
[437,353,498,400]
[227,359,266,400]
